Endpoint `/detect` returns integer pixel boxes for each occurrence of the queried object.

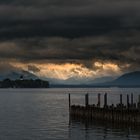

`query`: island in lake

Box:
[0,79,49,88]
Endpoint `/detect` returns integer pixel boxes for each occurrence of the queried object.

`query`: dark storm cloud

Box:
[0,34,139,72]
[28,65,40,73]
[0,0,140,72]
[1,0,140,39]
[0,62,20,74]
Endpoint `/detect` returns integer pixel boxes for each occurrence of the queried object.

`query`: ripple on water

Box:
[0,88,140,140]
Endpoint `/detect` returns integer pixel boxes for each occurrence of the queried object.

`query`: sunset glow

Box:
[10,61,124,80]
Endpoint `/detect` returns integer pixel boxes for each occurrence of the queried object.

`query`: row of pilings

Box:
[69,93,140,125]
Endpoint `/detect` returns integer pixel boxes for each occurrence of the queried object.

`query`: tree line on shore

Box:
[0,79,49,88]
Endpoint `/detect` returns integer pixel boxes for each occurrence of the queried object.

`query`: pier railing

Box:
[69,93,140,125]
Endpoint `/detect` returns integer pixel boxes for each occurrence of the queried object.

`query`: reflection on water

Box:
[69,117,140,140]
[0,88,139,140]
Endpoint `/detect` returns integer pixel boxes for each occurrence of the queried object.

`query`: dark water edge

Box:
[69,118,140,140]
[50,85,140,88]
[0,88,140,140]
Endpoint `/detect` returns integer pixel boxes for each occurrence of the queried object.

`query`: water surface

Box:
[0,88,139,140]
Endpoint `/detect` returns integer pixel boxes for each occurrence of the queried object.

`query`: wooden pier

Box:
[69,93,140,126]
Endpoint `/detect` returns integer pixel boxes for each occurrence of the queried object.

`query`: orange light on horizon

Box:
[10,61,129,80]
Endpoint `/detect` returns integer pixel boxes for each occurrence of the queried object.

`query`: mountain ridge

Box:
[97,71,140,87]
[0,70,140,87]
[107,71,140,86]
[51,71,140,87]
[0,70,38,81]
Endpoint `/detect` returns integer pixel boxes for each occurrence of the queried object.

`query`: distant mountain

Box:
[45,76,115,85]
[65,76,115,85]
[51,71,140,87]
[0,70,38,80]
[90,76,115,84]
[112,71,140,86]
[102,71,140,87]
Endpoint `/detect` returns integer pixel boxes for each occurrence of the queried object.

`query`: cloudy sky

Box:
[0,0,140,81]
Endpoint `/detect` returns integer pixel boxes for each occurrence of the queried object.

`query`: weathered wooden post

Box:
[69,93,71,111]
[120,94,122,106]
[137,95,140,110]
[68,93,71,125]
[104,93,108,108]
[127,94,129,108]
[131,93,133,108]
[85,93,89,107]
[97,93,101,107]
[139,95,140,103]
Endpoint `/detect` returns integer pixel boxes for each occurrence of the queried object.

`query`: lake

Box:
[0,88,140,140]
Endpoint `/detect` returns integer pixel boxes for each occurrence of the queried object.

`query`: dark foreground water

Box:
[0,88,140,140]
